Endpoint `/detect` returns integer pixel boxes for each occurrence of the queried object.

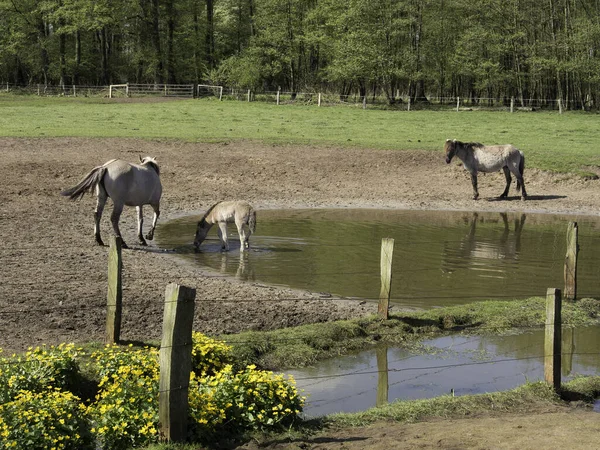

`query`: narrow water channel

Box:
[288,326,600,418]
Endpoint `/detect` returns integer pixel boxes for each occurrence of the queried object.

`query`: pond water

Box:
[157,209,600,308]
[288,325,600,418]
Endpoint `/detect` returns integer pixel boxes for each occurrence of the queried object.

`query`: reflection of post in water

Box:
[561,326,574,376]
[376,346,389,407]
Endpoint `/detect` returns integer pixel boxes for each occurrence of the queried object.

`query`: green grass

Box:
[223,297,600,370]
[1,95,600,173]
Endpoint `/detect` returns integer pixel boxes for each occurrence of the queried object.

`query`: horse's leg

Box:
[136,206,147,246]
[518,176,527,200]
[235,218,248,252]
[500,167,511,198]
[217,222,229,251]
[510,164,527,200]
[145,203,160,240]
[470,172,479,200]
[110,202,128,249]
[94,191,108,246]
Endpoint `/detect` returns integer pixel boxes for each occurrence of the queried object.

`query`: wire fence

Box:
[0,82,585,112]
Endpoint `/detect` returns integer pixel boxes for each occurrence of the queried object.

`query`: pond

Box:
[156,209,600,308]
[287,325,600,418]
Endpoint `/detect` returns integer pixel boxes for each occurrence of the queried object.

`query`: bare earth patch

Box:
[1,137,599,448]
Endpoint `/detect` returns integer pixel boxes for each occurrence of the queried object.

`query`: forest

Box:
[1,0,600,108]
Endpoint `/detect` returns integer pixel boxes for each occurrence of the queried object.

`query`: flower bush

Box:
[189,364,304,439]
[0,344,81,404]
[0,388,93,450]
[88,344,160,450]
[0,334,304,449]
[191,331,233,376]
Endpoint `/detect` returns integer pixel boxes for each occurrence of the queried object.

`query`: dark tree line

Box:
[2,0,600,107]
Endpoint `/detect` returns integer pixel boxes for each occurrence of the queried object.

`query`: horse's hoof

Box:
[95,239,105,246]
[139,240,148,246]
[145,233,154,241]
[121,241,129,249]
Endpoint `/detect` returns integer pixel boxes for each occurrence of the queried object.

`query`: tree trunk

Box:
[206,0,215,70]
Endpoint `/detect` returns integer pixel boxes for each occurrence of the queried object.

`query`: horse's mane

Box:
[199,202,221,224]
[458,141,485,151]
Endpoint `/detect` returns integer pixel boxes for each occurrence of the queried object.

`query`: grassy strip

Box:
[325,377,600,428]
[1,96,600,173]
[224,297,600,370]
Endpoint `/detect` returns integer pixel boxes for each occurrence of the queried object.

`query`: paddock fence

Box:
[0,82,592,112]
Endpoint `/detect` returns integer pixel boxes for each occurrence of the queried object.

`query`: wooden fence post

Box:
[407,96,411,112]
[510,97,514,113]
[564,222,578,301]
[378,238,394,320]
[544,288,562,392]
[362,95,367,109]
[159,283,196,443]
[247,89,251,102]
[105,236,123,344]
[558,98,563,114]
[318,92,321,107]
[276,89,280,105]
[456,97,460,112]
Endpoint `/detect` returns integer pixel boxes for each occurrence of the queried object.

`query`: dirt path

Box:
[1,137,599,448]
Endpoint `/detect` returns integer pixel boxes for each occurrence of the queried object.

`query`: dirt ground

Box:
[1,137,599,448]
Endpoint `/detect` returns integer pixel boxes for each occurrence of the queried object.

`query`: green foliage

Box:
[191,331,234,376]
[88,345,160,449]
[0,344,82,404]
[0,389,93,450]
[188,364,304,439]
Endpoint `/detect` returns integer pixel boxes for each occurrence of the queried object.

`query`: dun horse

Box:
[61,157,162,248]
[193,201,256,252]
[444,139,527,200]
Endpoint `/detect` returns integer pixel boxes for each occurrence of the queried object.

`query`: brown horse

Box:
[444,139,527,200]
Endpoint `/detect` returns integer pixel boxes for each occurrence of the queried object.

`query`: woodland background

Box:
[1,0,600,107]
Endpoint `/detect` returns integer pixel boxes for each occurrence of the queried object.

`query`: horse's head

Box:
[444,139,457,164]
[193,219,209,250]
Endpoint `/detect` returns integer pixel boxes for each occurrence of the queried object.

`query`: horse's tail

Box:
[516,151,525,192]
[247,209,257,234]
[61,166,106,200]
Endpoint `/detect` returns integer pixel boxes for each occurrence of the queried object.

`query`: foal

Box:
[193,201,256,252]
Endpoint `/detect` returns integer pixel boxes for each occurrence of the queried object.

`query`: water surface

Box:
[157,209,600,308]
[288,325,600,418]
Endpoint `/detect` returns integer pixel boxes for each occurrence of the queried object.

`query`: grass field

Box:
[1,95,599,174]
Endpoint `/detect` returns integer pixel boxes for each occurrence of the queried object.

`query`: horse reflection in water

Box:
[442,212,527,275]
[219,252,256,281]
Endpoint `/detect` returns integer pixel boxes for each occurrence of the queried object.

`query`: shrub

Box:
[88,345,160,450]
[0,344,82,404]
[191,331,233,376]
[0,389,93,450]
[189,364,304,440]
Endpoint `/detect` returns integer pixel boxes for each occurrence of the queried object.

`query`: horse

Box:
[193,201,256,252]
[61,156,162,249]
[444,139,527,201]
